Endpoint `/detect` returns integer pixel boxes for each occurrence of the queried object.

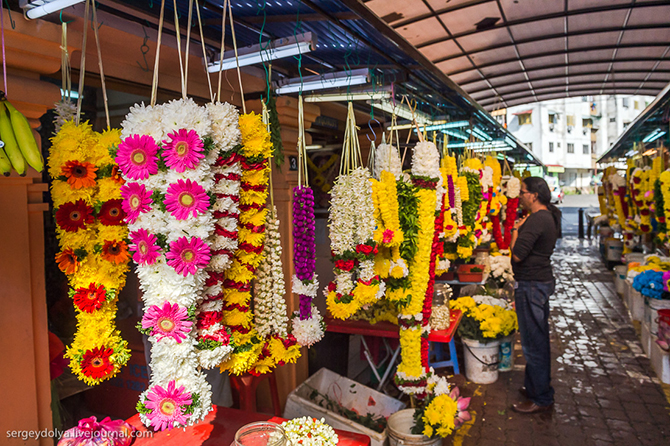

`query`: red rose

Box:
[633,177,642,184]
[335,259,355,271]
[356,244,375,255]
[327,282,336,292]
[659,216,666,224]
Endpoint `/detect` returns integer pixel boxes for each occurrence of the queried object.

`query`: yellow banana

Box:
[0,146,12,176]
[0,102,26,176]
[4,100,43,172]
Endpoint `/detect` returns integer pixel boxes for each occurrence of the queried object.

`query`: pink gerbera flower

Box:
[144,380,192,431]
[120,182,153,224]
[162,129,205,172]
[129,229,162,265]
[164,179,209,220]
[116,134,159,180]
[166,236,210,276]
[142,301,193,343]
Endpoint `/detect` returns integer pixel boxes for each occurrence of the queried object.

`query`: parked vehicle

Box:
[545,176,563,204]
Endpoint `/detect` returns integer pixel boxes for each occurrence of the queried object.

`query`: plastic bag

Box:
[57,416,135,446]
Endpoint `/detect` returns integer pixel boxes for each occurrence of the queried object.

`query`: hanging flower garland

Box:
[49,121,131,386]
[194,102,241,369]
[219,112,272,375]
[119,99,215,430]
[291,186,324,347]
[252,206,302,374]
[435,155,459,275]
[326,167,381,319]
[491,177,520,252]
[394,141,440,398]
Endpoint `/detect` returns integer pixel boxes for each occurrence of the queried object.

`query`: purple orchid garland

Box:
[293,186,317,319]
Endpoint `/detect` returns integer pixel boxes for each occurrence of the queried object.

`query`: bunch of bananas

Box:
[0,99,44,176]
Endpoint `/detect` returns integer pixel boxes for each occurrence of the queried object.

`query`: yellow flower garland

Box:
[371,171,404,247]
[396,326,424,378]
[220,112,273,375]
[49,122,130,386]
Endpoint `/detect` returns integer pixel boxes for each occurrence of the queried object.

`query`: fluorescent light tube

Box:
[208,33,315,72]
[424,121,469,131]
[24,0,85,19]
[643,129,666,144]
[60,89,79,99]
[371,99,432,125]
[276,69,369,95]
[305,91,391,102]
[442,129,469,141]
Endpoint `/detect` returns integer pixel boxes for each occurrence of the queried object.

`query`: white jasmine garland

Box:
[280,417,338,446]
[411,141,441,179]
[292,304,325,348]
[481,166,494,192]
[253,208,289,338]
[506,177,521,199]
[374,143,403,180]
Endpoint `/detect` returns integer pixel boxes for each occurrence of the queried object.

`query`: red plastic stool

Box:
[229,371,282,416]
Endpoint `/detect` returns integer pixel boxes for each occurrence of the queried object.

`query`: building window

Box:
[610,117,616,122]
[591,142,597,154]
[583,144,589,154]
[549,142,554,153]
[526,142,532,152]
[634,100,640,110]
[518,113,532,125]
[557,142,561,149]
[582,118,592,128]
[548,114,557,124]
[568,143,574,154]
[623,97,629,108]
[566,115,575,127]
[623,121,630,129]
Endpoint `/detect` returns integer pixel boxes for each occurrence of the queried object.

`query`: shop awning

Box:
[546,165,565,173]
[512,109,533,116]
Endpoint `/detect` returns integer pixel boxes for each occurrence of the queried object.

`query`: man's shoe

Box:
[518,387,528,399]
[511,400,553,414]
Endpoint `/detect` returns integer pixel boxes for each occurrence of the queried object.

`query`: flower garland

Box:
[326,167,381,320]
[394,141,439,397]
[195,102,241,369]
[491,177,519,252]
[252,207,301,375]
[435,155,459,275]
[219,112,272,375]
[48,121,131,386]
[279,417,338,446]
[119,98,215,430]
[373,142,403,180]
[610,172,628,230]
[291,186,324,347]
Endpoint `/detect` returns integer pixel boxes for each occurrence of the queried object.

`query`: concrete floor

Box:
[445,236,670,446]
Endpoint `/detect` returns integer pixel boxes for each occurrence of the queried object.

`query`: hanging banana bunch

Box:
[0,95,44,176]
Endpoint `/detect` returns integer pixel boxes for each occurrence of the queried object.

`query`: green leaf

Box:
[136,401,152,415]
[267,92,284,168]
[155,233,168,251]
[73,248,88,261]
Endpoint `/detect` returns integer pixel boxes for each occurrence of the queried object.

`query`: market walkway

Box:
[447,237,670,446]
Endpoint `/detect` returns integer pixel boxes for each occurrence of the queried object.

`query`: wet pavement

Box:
[446,237,670,446]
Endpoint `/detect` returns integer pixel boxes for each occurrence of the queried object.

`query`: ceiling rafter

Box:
[598,2,635,95]
[493,0,536,103]
[418,0,507,107]
[636,46,670,95]
[429,23,670,66]
[473,80,668,101]
[411,0,668,49]
[478,88,660,107]
[463,70,670,94]
[455,58,670,85]
[445,42,670,77]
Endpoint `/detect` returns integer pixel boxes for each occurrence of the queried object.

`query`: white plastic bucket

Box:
[630,288,644,322]
[463,338,501,384]
[605,238,623,262]
[624,253,645,265]
[387,409,441,446]
[614,265,627,295]
[498,334,515,372]
[648,298,670,335]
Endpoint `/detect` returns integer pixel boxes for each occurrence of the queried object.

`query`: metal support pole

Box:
[578,208,584,239]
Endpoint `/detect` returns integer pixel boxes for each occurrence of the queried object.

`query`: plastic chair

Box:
[229,371,282,416]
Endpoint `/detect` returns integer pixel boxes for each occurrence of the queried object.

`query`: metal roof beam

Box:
[409,0,668,48]
[430,23,670,65]
[478,88,663,106]
[447,42,670,76]
[472,80,668,101]
[456,58,670,85]
[463,70,670,94]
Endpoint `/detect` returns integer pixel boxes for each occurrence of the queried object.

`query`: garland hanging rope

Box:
[49,0,130,386]
[326,102,382,320]
[291,95,324,347]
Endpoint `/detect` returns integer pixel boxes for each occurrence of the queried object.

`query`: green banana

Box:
[0,102,25,176]
[0,146,12,176]
[4,100,43,172]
